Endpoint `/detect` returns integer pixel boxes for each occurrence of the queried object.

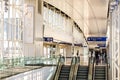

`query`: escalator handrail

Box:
[69,57,77,80]
[106,56,109,80]
[72,56,80,80]
[88,56,95,80]
[53,56,64,80]
[92,57,96,80]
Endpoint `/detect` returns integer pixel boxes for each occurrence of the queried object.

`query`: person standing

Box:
[76,50,80,63]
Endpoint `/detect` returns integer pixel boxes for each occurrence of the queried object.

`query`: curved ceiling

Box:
[44,0,109,47]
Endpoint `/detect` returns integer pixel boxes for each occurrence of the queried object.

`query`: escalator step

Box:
[58,78,68,80]
[76,79,88,80]
[58,66,70,80]
[94,66,106,80]
[77,76,88,78]
[76,66,88,79]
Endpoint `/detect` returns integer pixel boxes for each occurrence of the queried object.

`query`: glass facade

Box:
[0,0,25,68]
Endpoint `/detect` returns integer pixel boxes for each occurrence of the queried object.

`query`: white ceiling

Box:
[87,0,109,36]
[44,0,109,47]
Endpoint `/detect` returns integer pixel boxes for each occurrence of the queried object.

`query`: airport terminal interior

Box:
[0,0,120,80]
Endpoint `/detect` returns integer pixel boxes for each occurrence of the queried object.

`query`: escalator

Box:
[76,66,89,80]
[58,65,71,80]
[53,57,76,80]
[94,66,106,80]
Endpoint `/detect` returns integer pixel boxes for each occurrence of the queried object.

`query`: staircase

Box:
[58,65,70,80]
[76,66,88,80]
[94,66,106,80]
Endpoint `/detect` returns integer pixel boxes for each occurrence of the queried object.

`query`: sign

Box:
[87,37,107,41]
[97,44,106,47]
[43,37,53,42]
[74,43,83,47]
[59,42,72,45]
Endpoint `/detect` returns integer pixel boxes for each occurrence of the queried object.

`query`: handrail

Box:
[106,56,109,80]
[69,57,77,80]
[88,56,92,80]
[72,56,80,80]
[53,56,64,80]
[88,56,95,80]
[92,57,96,80]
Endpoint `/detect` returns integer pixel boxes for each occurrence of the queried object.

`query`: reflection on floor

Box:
[5,66,56,80]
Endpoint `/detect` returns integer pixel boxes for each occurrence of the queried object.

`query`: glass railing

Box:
[0,56,59,70]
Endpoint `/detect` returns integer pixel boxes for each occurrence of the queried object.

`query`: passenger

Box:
[59,54,65,63]
[100,51,103,64]
[76,50,79,56]
[88,51,92,64]
[76,50,80,63]
[91,51,95,63]
[95,51,99,65]
[105,52,107,63]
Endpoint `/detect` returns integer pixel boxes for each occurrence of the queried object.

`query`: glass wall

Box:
[0,0,25,69]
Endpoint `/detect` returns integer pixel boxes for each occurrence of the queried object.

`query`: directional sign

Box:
[43,37,53,42]
[87,37,107,41]
[97,44,106,47]
[74,43,83,47]
[59,42,72,45]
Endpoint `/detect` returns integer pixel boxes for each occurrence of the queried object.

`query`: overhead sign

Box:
[74,43,83,47]
[59,42,72,45]
[43,37,53,42]
[87,37,107,41]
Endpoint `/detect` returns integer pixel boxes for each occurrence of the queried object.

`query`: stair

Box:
[76,66,88,80]
[58,65,70,80]
[94,66,106,80]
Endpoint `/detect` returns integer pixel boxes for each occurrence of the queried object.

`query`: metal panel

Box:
[110,4,120,80]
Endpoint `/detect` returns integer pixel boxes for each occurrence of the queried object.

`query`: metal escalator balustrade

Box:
[72,56,80,80]
[94,66,106,80]
[59,57,77,80]
[53,56,77,80]
[75,55,94,80]
[58,57,77,80]
[53,56,65,80]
